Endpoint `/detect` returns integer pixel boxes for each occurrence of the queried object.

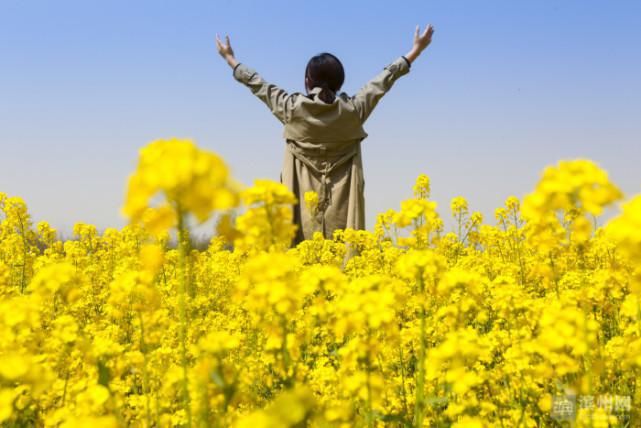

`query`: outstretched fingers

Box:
[427,24,435,36]
[415,24,434,44]
[215,33,235,59]
[215,33,232,49]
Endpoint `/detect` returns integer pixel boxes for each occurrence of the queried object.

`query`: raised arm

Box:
[351,56,411,124]
[351,24,435,124]
[216,34,297,124]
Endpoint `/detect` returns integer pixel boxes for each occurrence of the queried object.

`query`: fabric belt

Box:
[286,141,358,231]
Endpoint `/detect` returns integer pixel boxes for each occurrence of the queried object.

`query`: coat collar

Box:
[308,87,341,99]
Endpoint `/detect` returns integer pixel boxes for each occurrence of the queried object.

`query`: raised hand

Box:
[216,34,238,68]
[413,24,435,53]
[405,24,435,64]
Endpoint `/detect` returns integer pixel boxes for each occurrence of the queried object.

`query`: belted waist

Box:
[285,139,358,158]
[285,140,359,230]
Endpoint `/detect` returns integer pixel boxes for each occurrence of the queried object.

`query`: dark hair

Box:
[305,52,344,104]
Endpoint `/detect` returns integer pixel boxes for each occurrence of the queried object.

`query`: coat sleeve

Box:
[351,56,411,124]
[232,63,298,124]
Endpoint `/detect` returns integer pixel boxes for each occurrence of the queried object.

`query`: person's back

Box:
[216,25,435,246]
[280,56,411,245]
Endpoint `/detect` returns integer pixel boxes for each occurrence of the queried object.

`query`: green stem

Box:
[280,317,292,385]
[138,311,152,428]
[414,271,426,428]
[177,210,192,428]
[61,370,70,405]
[17,213,28,293]
[366,329,374,428]
[636,300,641,338]
[399,344,409,417]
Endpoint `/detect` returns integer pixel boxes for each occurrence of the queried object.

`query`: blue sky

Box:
[1,0,640,238]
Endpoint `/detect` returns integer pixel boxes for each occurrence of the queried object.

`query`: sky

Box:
[1,0,640,239]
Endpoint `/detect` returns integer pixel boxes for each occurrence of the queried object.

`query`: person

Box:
[216,25,434,247]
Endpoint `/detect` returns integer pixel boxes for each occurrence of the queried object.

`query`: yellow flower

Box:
[122,138,240,229]
[413,173,431,199]
[139,243,164,274]
[304,191,319,215]
[0,355,30,381]
[2,149,640,427]
[0,389,16,423]
[451,196,469,217]
[606,194,641,267]
[234,180,297,253]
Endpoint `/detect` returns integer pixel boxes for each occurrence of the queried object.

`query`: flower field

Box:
[1,138,640,427]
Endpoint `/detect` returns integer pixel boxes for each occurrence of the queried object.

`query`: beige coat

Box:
[232,55,411,246]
